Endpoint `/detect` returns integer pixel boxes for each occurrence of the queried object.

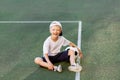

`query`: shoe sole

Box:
[68,66,82,72]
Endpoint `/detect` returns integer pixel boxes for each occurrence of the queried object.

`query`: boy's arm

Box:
[44,53,54,70]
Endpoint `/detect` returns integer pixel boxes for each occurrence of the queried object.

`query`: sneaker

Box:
[57,65,62,72]
[68,64,82,72]
[54,65,62,72]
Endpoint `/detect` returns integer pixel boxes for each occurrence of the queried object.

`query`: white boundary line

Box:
[75,21,82,80]
[0,20,82,80]
[0,21,79,23]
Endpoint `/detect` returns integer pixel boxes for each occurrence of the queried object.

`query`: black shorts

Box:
[42,50,70,64]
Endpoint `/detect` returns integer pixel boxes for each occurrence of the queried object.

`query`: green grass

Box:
[0,0,120,80]
[82,22,120,80]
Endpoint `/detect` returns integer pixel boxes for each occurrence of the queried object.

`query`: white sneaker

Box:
[57,65,62,72]
[68,64,82,72]
[54,65,62,72]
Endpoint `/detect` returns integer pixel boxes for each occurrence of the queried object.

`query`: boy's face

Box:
[50,25,62,37]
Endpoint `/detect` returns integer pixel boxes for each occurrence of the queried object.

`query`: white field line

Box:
[0,21,79,23]
[75,21,82,80]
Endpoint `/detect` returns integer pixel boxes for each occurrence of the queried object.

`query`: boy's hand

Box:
[77,47,83,58]
[47,63,54,70]
[79,52,83,58]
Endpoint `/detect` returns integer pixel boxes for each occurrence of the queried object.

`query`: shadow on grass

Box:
[24,62,75,80]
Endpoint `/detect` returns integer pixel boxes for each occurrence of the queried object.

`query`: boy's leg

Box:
[34,57,49,69]
[34,57,62,72]
[68,50,82,72]
[68,50,76,65]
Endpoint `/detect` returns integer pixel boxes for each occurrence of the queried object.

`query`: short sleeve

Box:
[62,36,70,46]
[43,39,49,55]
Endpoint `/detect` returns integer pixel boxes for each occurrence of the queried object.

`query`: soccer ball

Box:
[65,47,79,58]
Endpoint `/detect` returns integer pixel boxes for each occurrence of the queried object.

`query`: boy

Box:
[34,21,83,72]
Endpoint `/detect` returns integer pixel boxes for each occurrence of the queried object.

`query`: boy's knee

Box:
[34,57,42,64]
[68,49,74,55]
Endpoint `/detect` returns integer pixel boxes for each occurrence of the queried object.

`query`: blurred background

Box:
[0,0,120,80]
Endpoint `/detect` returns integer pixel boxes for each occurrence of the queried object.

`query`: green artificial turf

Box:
[0,0,120,80]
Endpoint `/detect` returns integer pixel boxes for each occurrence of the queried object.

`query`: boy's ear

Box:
[59,31,63,36]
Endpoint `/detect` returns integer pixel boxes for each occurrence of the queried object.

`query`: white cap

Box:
[49,21,62,29]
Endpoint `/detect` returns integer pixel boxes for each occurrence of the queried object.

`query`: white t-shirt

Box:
[43,36,70,56]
